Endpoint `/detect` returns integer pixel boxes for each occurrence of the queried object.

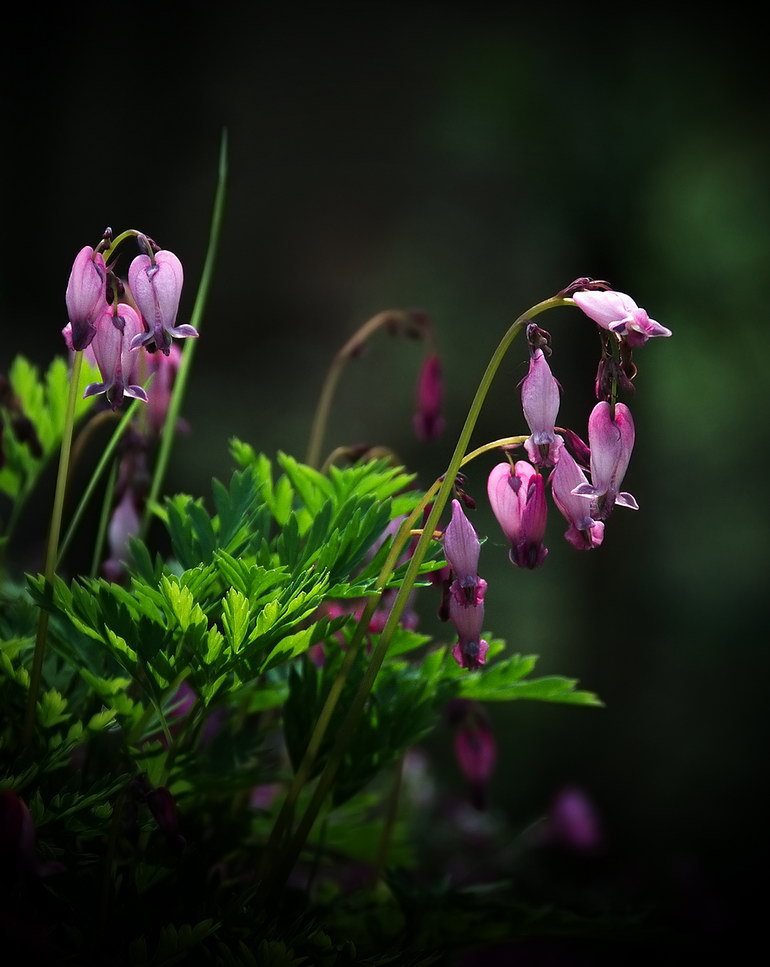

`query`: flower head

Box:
[521,348,563,467]
[572,402,637,518]
[551,448,604,550]
[487,461,548,569]
[414,352,444,441]
[573,290,671,348]
[128,250,197,355]
[65,246,107,351]
[83,305,149,410]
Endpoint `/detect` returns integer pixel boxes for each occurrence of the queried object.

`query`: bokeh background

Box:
[3,4,769,950]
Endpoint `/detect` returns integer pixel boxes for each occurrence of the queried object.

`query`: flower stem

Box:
[24,351,84,742]
[273,296,568,885]
[58,396,145,567]
[139,129,228,543]
[89,457,118,578]
[372,754,404,883]
[305,309,424,469]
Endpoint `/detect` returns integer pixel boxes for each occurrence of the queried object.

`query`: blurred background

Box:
[3,3,768,951]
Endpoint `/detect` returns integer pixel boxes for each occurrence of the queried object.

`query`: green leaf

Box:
[222,587,250,652]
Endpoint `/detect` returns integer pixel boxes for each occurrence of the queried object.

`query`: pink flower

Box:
[572,402,637,519]
[450,700,496,809]
[551,449,604,550]
[414,352,444,441]
[449,594,488,670]
[443,499,487,607]
[128,250,197,356]
[573,290,671,348]
[487,461,548,569]
[521,348,563,467]
[102,488,140,581]
[145,344,181,435]
[83,305,149,410]
[65,246,107,351]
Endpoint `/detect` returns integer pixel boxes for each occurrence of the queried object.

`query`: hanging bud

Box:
[65,246,107,351]
[487,461,548,569]
[551,449,604,550]
[145,344,182,435]
[128,250,197,356]
[443,499,487,606]
[449,594,489,670]
[521,347,563,467]
[558,426,591,469]
[102,488,141,582]
[414,352,444,441]
[451,701,497,811]
[572,402,637,519]
[83,305,148,410]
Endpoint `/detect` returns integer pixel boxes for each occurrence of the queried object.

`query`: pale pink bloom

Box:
[443,499,487,607]
[487,461,548,569]
[84,305,148,409]
[551,449,604,550]
[145,344,181,435]
[102,488,140,582]
[128,250,197,355]
[65,246,107,351]
[414,352,444,441]
[573,290,671,348]
[521,349,563,467]
[572,402,637,519]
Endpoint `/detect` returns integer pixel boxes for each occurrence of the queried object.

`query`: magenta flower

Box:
[443,499,487,607]
[414,352,444,441]
[83,305,149,410]
[145,343,181,435]
[573,290,671,348]
[551,449,604,550]
[572,402,637,518]
[102,488,140,582]
[451,701,496,810]
[128,250,197,356]
[545,786,602,853]
[449,594,488,670]
[521,348,563,467]
[487,461,548,569]
[65,246,107,351]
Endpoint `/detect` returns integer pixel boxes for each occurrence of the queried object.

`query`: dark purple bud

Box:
[526,322,552,356]
[414,352,444,441]
[147,786,186,854]
[453,705,496,810]
[557,277,613,299]
[0,791,37,884]
[558,427,591,469]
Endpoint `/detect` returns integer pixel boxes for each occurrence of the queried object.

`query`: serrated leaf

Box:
[222,587,250,652]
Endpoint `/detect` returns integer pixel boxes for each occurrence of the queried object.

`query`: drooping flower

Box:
[487,461,548,569]
[443,499,487,607]
[414,352,444,441]
[450,700,497,810]
[83,305,149,409]
[128,250,197,355]
[65,246,107,351]
[521,348,563,467]
[551,448,604,550]
[449,593,488,670]
[145,343,181,435]
[102,487,141,582]
[573,290,671,348]
[572,402,637,519]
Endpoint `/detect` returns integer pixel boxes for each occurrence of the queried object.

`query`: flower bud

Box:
[521,348,563,467]
[65,246,107,351]
[414,352,444,441]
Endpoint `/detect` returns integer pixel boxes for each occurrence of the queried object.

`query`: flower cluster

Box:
[63,235,196,412]
[487,289,670,564]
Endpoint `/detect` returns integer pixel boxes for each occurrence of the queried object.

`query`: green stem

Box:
[274,296,568,884]
[306,309,423,469]
[139,129,228,543]
[58,397,145,567]
[372,754,404,883]
[24,351,84,742]
[89,457,118,578]
[263,436,528,863]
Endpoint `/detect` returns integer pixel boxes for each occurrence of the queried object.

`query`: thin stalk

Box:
[264,437,528,861]
[372,755,404,883]
[89,457,118,578]
[274,296,568,885]
[306,310,421,469]
[24,352,84,742]
[139,129,228,542]
[58,396,145,567]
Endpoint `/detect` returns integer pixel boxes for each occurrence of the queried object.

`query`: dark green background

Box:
[3,4,768,941]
